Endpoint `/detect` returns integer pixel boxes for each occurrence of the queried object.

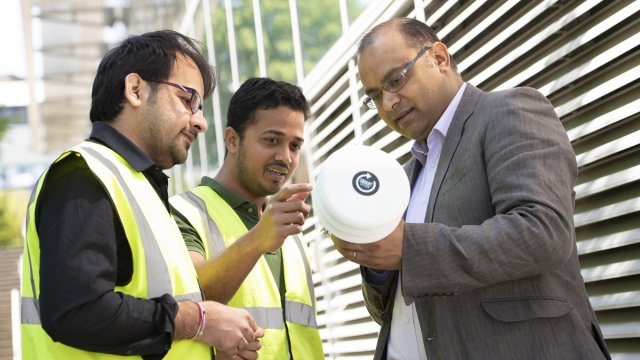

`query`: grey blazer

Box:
[362,84,610,360]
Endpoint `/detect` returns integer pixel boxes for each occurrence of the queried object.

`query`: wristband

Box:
[189,301,206,340]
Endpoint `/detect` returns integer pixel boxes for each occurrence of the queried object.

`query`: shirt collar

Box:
[410,82,467,164]
[200,176,252,210]
[411,140,429,165]
[89,121,157,172]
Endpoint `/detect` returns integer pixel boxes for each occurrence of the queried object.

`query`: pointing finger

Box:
[271,183,313,202]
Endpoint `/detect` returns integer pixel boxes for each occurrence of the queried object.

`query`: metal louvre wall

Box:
[301,0,640,358]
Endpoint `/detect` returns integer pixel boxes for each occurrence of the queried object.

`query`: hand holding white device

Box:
[313,145,410,244]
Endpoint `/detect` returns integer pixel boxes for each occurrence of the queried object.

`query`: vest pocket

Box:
[481,296,572,322]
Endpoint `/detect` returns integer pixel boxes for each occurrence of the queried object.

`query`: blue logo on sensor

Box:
[352,171,379,196]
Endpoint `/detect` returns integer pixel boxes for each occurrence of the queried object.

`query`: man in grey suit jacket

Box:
[330,17,610,359]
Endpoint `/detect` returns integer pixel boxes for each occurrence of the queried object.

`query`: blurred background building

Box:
[1,0,638,358]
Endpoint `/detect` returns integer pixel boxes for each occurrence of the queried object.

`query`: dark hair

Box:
[90,30,215,123]
[226,77,309,137]
[358,18,458,72]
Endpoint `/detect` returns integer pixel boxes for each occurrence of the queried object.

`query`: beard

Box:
[140,104,190,169]
[236,142,287,197]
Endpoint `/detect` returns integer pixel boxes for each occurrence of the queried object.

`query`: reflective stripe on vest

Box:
[240,298,317,330]
[21,141,210,359]
[171,191,226,259]
[170,186,324,359]
[22,178,42,325]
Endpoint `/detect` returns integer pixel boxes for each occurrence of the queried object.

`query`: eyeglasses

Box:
[362,46,431,110]
[148,79,203,114]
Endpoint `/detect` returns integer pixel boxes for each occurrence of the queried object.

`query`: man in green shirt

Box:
[171,77,323,359]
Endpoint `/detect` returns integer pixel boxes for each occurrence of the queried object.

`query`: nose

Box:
[274,145,292,164]
[381,90,400,112]
[191,110,208,133]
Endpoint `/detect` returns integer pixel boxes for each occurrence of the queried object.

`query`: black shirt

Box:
[36,121,177,359]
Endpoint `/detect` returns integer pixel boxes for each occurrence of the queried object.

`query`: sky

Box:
[0,0,26,78]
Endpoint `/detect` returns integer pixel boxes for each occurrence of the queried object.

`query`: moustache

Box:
[266,161,290,175]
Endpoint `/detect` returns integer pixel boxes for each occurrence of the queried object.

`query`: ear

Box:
[123,73,145,108]
[224,127,240,154]
[431,42,451,68]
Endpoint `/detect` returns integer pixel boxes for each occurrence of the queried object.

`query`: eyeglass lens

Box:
[149,79,202,114]
[363,46,431,110]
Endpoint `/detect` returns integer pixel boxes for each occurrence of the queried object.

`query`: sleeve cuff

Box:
[361,267,391,285]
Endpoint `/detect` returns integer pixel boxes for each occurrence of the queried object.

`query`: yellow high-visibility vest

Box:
[21,141,211,359]
[172,186,324,359]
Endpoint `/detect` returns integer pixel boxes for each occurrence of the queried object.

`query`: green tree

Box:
[0,106,13,140]
[0,190,28,247]
[0,105,26,248]
[198,0,366,170]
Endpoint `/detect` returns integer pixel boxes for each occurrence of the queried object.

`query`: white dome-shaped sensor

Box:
[313,145,410,244]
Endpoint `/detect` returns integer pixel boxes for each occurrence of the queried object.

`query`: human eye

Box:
[290,142,302,152]
[370,91,383,103]
[264,137,279,145]
[385,71,406,91]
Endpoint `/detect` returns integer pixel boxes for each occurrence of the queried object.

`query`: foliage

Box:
[207,0,366,122]
[0,105,27,248]
[199,0,366,170]
[0,189,29,248]
[0,105,17,142]
[0,116,9,140]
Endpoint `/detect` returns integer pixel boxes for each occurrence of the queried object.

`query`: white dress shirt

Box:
[387,83,467,360]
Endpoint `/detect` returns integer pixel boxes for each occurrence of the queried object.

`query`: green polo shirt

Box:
[172,176,285,298]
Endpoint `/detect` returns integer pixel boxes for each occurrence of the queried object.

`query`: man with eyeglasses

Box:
[21,30,263,359]
[330,18,610,359]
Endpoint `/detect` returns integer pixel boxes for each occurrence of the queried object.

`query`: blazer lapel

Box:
[426,84,482,222]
